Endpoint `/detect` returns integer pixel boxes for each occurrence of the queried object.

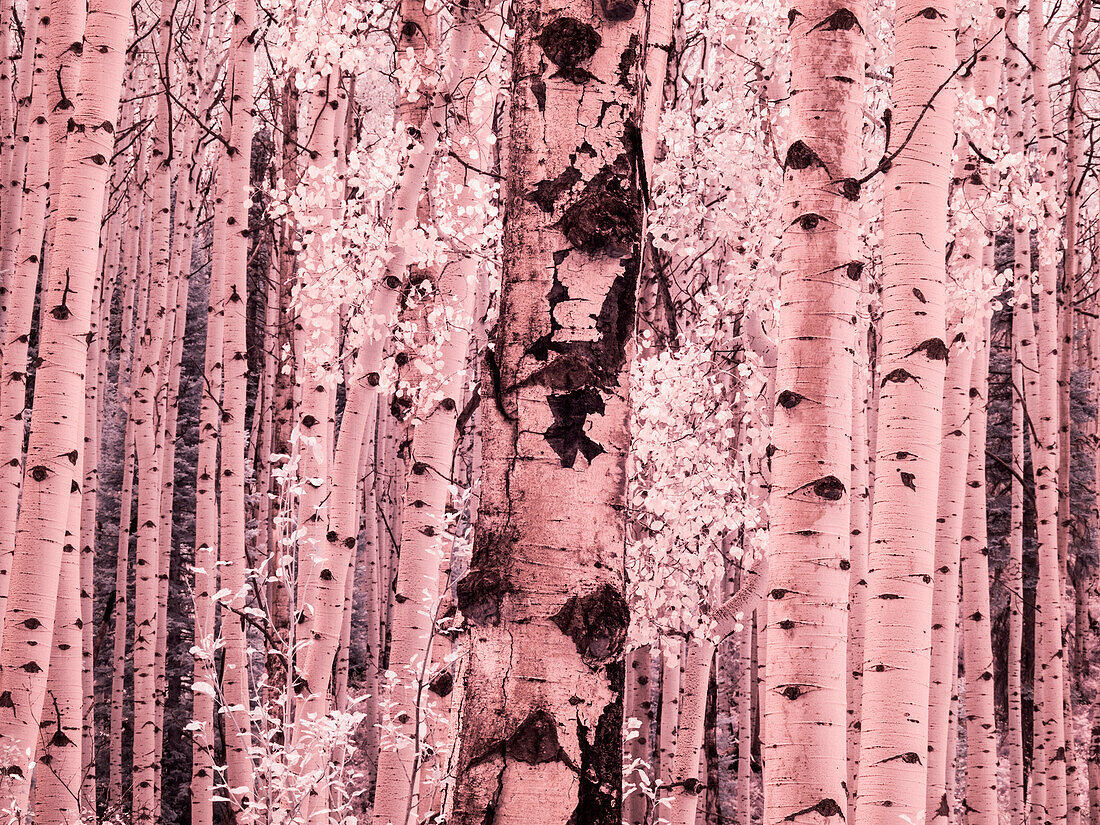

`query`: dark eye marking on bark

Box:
[0,691,13,709]
[776,389,805,409]
[783,797,844,820]
[784,140,824,171]
[912,337,949,360]
[912,287,926,303]
[428,669,453,698]
[915,5,945,18]
[794,212,826,231]
[811,475,846,500]
[813,7,862,30]
[29,465,49,481]
[455,567,511,626]
[881,368,916,387]
[900,471,916,490]
[599,0,638,21]
[537,17,601,68]
[787,8,803,26]
[839,178,861,201]
[551,584,629,666]
[845,261,864,280]
[881,751,923,765]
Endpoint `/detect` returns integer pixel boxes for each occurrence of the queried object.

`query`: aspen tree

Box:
[945,11,1005,824]
[960,316,999,825]
[34,459,84,825]
[447,0,643,814]
[763,0,865,821]
[659,637,681,786]
[1028,0,1070,819]
[624,646,652,825]
[192,154,226,825]
[854,0,955,817]
[0,0,130,809]
[108,419,136,808]
[847,344,870,823]
[131,7,176,816]
[669,566,767,825]
[1005,4,1031,816]
[926,333,973,825]
[0,6,40,309]
[0,0,45,645]
[219,0,258,813]
[369,15,497,823]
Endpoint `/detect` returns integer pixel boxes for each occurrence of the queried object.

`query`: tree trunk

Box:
[0,0,129,809]
[926,334,972,825]
[0,0,45,644]
[854,0,954,819]
[763,0,865,822]
[447,0,643,817]
[218,0,257,814]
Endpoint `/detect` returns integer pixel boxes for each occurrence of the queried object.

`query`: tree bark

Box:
[0,0,129,809]
[447,0,643,816]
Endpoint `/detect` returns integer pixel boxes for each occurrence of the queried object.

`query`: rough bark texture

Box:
[448,0,643,818]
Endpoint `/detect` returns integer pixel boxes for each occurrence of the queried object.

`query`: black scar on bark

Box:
[812,475,845,500]
[617,35,639,90]
[881,368,915,386]
[567,702,623,825]
[545,388,606,467]
[785,140,824,171]
[528,167,583,213]
[882,751,922,764]
[913,337,949,360]
[532,76,547,110]
[551,584,629,666]
[815,7,862,30]
[456,568,510,625]
[429,669,454,697]
[557,167,641,258]
[784,797,844,821]
[537,17,601,68]
[776,389,804,409]
[936,794,951,817]
[900,471,917,490]
[509,710,566,763]
[599,0,638,21]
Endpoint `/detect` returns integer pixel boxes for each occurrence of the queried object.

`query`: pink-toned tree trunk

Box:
[854,0,954,820]
[219,0,258,815]
[0,0,46,644]
[0,0,130,810]
[447,0,643,817]
[926,332,972,825]
[131,8,175,817]
[763,0,865,822]
[960,316,999,825]
[1028,0,1069,821]
[34,452,85,825]
[192,156,226,825]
